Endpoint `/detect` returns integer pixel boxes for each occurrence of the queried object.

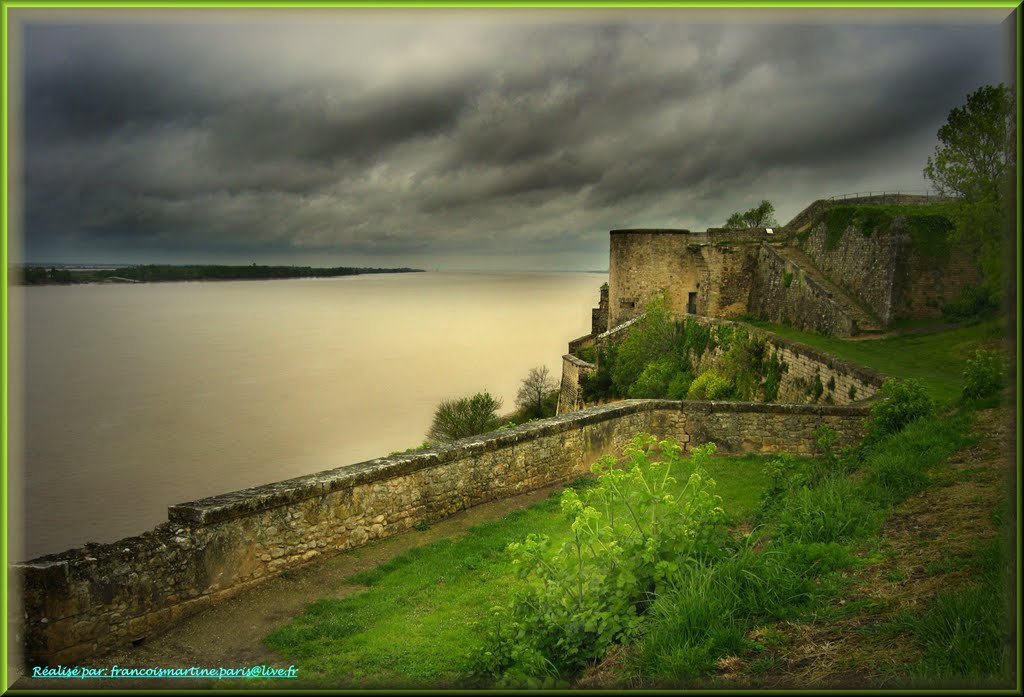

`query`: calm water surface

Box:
[8,271,605,560]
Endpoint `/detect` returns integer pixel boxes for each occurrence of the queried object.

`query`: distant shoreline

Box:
[12,264,426,285]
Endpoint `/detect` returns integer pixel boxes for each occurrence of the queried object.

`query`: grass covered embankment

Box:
[258,319,1014,689]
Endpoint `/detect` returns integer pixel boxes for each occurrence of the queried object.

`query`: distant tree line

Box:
[15,264,424,285]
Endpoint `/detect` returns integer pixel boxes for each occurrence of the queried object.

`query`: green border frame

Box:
[0,1,1019,693]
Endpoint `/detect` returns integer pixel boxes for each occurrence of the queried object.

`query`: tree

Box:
[924,83,1015,304]
[426,391,503,443]
[724,200,778,229]
[514,366,557,420]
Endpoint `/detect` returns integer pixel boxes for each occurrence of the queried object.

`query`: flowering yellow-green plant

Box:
[475,434,726,683]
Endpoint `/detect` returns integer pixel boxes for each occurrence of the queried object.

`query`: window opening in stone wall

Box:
[620,299,636,310]
[687,292,697,314]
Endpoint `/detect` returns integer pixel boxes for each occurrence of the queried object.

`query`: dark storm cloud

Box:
[15,10,1011,268]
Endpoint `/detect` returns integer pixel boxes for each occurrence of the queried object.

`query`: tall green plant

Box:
[479,436,726,680]
[864,378,935,445]
[924,83,1015,305]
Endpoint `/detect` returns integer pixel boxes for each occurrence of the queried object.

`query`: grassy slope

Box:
[263,456,770,688]
[745,318,1007,403]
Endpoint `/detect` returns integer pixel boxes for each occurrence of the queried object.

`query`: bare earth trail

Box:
[12,484,564,691]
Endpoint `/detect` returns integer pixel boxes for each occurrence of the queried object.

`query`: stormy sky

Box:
[11,8,1015,270]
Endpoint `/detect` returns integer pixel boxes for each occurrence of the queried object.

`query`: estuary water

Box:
[7,271,605,560]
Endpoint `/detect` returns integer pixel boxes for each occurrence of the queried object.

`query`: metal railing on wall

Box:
[826,190,956,204]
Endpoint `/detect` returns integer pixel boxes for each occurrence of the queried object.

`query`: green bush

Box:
[426,391,503,443]
[575,345,597,364]
[943,286,1001,323]
[686,369,733,400]
[629,359,676,398]
[611,294,676,394]
[962,349,1006,401]
[865,378,934,444]
[666,370,694,400]
[479,437,726,679]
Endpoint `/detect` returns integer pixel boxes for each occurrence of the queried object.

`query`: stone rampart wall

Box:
[749,244,858,337]
[798,212,981,322]
[684,315,885,406]
[799,219,902,325]
[556,353,596,415]
[558,313,884,413]
[16,400,869,668]
[607,230,762,328]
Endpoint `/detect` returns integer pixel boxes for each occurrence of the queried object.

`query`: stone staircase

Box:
[772,244,886,335]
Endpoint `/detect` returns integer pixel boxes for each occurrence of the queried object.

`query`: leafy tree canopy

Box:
[724,200,778,229]
[923,83,1015,304]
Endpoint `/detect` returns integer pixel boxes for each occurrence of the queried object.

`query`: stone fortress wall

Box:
[748,243,859,337]
[797,204,981,324]
[16,400,868,668]
[606,194,977,338]
[555,312,885,414]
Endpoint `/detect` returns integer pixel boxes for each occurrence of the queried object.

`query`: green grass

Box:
[265,455,773,688]
[629,400,1003,688]
[744,318,1006,403]
[889,536,1011,687]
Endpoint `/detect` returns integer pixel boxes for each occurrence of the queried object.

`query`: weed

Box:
[961,349,1007,401]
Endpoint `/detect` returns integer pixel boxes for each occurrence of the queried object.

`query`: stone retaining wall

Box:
[749,244,858,337]
[556,353,596,414]
[798,207,980,322]
[558,313,885,412]
[15,400,868,668]
[685,315,885,406]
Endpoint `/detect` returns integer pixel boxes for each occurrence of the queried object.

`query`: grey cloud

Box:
[16,12,1012,268]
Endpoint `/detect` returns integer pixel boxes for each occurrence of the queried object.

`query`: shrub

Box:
[687,369,733,400]
[629,359,676,398]
[666,370,694,400]
[865,378,934,444]
[580,346,616,402]
[478,437,726,679]
[762,352,785,403]
[426,391,503,443]
[611,294,676,394]
[943,286,1001,323]
[962,349,1006,401]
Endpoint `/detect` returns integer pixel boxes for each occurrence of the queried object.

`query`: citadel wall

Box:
[748,244,859,337]
[557,312,884,414]
[606,229,767,330]
[796,201,981,323]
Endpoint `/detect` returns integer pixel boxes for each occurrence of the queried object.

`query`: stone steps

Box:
[772,245,886,335]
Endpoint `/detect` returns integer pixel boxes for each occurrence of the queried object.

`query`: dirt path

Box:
[719,403,1014,689]
[11,483,565,691]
